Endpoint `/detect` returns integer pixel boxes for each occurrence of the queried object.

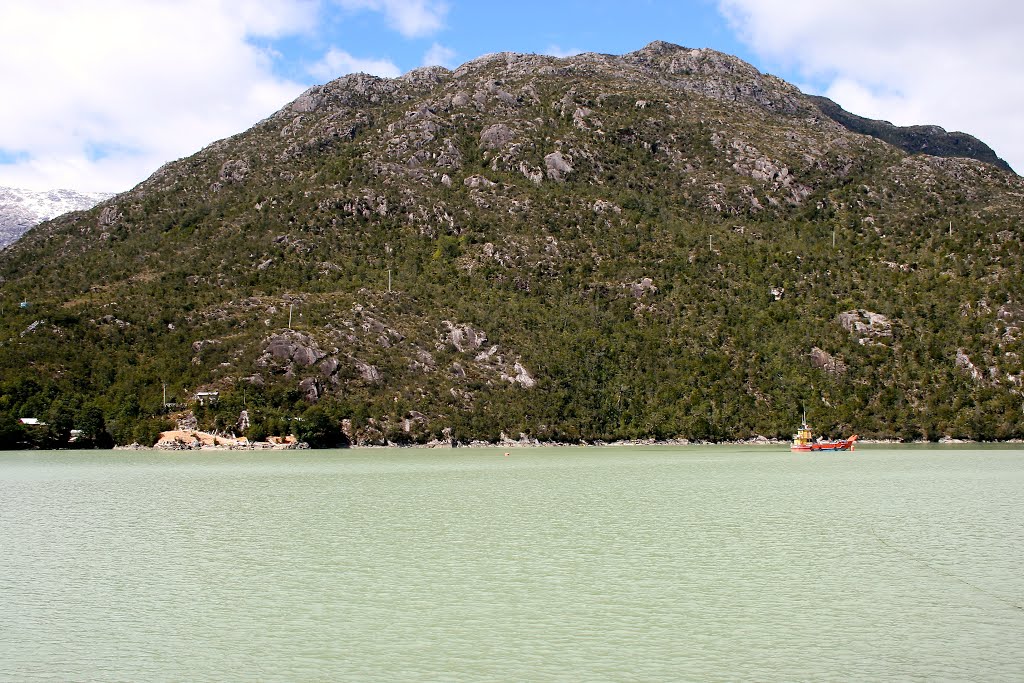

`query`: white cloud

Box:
[544,45,584,59]
[719,0,1024,173]
[0,0,318,192]
[310,48,402,80]
[334,0,448,37]
[422,42,456,68]
[0,0,418,193]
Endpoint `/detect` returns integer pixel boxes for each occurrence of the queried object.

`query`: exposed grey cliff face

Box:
[0,187,114,248]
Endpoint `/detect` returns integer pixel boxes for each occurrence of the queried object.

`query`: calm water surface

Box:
[2,445,1023,681]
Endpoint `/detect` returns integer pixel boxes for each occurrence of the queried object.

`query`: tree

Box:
[77,405,114,449]
[246,421,268,444]
[294,405,346,448]
[46,405,74,449]
[0,412,27,450]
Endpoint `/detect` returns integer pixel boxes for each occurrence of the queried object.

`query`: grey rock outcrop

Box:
[442,321,487,352]
[544,151,574,181]
[955,348,983,383]
[809,347,846,375]
[838,310,893,345]
[354,359,382,383]
[480,123,516,149]
[261,332,327,367]
[628,277,657,298]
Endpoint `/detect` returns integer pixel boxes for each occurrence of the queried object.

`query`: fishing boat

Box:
[791,416,857,452]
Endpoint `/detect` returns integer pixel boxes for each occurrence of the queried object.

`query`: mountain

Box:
[0,187,114,248]
[1,41,1022,448]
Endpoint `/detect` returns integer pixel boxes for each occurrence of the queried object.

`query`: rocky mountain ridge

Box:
[809,95,1013,173]
[1,41,1022,447]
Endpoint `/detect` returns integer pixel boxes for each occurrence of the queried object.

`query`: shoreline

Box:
[145,429,308,451]
[115,432,1022,451]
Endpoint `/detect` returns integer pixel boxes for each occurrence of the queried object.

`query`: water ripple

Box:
[1,447,1022,681]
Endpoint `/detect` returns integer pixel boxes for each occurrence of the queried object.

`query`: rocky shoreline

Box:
[117,429,311,451]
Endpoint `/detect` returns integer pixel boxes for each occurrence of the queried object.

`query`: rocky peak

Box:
[634,39,693,56]
[397,65,452,86]
[623,41,805,114]
[284,72,407,117]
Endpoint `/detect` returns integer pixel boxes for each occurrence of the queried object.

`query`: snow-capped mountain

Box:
[0,187,114,248]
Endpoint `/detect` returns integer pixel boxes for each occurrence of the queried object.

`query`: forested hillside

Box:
[1,41,1022,447]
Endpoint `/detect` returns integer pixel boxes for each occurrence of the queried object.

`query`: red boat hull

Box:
[791,435,858,452]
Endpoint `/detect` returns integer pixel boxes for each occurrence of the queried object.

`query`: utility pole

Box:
[163,383,167,407]
[288,304,293,330]
[388,269,392,293]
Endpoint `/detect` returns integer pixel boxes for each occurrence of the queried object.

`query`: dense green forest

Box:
[1,42,1022,447]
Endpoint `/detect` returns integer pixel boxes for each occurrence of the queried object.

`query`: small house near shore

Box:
[194,391,220,406]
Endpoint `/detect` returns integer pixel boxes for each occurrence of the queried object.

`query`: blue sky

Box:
[286,1,751,76]
[1,0,1021,192]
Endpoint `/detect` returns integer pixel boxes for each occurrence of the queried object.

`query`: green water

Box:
[1,445,1022,681]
